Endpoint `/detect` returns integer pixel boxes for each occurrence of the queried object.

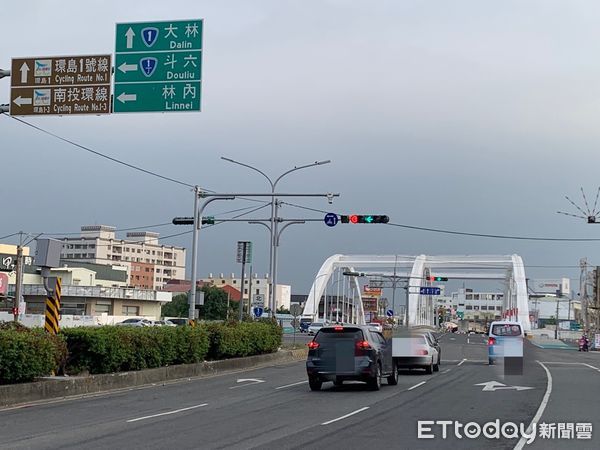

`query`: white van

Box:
[487,321,524,371]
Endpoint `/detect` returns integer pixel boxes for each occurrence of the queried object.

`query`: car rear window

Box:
[491,324,522,336]
[315,328,364,342]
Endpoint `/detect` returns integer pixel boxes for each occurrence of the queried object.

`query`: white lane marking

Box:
[457,359,467,366]
[442,369,451,374]
[540,362,600,372]
[126,403,208,423]
[321,407,370,426]
[582,363,600,372]
[275,380,308,390]
[541,361,587,365]
[407,381,426,391]
[513,362,552,450]
[467,338,470,344]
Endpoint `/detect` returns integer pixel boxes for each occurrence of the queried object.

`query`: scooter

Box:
[578,337,590,352]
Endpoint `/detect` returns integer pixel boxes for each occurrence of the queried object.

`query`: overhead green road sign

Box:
[114,19,202,113]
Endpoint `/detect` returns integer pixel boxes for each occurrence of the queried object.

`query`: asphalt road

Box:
[1,334,598,450]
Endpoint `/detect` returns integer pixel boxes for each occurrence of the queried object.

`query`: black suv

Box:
[306,325,397,391]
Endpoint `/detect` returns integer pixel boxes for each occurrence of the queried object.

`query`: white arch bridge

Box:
[302,254,531,332]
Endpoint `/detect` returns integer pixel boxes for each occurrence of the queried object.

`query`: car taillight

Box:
[308,341,319,350]
[488,337,496,346]
[417,349,429,355]
[356,340,372,350]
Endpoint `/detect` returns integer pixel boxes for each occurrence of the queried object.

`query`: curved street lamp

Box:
[220,157,331,314]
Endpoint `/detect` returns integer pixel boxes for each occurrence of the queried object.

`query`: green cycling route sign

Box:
[113,19,202,113]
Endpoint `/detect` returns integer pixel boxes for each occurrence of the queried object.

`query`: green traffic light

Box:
[365,215,374,223]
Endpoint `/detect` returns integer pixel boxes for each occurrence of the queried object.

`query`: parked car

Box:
[167,318,189,326]
[116,318,153,327]
[154,320,176,327]
[392,333,440,374]
[306,325,397,391]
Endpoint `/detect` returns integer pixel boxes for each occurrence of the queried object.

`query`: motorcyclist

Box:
[578,334,590,351]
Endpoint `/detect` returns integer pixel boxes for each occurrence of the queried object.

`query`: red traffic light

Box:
[350,215,359,224]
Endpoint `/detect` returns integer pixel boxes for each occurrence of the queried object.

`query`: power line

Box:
[0,232,21,240]
[280,201,600,242]
[2,113,200,189]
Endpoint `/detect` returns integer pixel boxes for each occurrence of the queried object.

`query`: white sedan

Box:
[307,322,325,335]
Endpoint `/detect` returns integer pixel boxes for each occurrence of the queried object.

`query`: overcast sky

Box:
[3,0,600,295]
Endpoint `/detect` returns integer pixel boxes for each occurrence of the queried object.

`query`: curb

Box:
[0,348,308,408]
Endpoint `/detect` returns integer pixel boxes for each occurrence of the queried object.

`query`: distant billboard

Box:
[528,278,570,296]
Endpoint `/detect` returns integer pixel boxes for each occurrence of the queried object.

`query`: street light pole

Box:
[220,157,331,315]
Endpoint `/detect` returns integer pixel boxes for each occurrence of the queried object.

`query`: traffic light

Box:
[340,215,389,224]
[172,216,215,225]
[172,217,194,225]
[428,276,448,282]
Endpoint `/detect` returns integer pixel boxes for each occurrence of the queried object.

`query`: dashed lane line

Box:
[126,403,208,423]
[321,407,370,426]
[407,381,426,391]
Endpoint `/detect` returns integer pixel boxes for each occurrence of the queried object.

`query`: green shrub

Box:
[0,328,66,384]
[62,326,209,375]
[207,320,282,360]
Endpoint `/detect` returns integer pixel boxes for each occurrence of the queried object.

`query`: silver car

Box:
[116,318,153,327]
[308,322,325,335]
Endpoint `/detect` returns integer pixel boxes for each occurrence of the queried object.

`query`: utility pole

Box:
[596,266,600,332]
[13,234,24,322]
[580,258,589,332]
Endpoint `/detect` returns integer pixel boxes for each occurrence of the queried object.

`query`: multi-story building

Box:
[436,288,504,321]
[59,225,186,290]
[199,273,291,311]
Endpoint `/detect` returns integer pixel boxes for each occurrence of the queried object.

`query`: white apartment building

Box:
[200,273,291,310]
[60,225,186,290]
[436,288,504,321]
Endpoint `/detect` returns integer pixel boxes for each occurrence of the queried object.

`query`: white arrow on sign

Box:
[125,27,135,49]
[118,62,138,73]
[13,96,32,107]
[117,92,137,104]
[475,381,533,392]
[229,378,265,389]
[20,62,30,84]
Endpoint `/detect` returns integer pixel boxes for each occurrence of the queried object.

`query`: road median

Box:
[0,348,307,408]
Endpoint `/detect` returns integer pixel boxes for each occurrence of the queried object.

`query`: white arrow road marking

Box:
[321,407,370,426]
[13,96,32,107]
[474,381,533,392]
[118,62,138,73]
[126,403,208,423]
[229,378,265,389]
[117,92,137,103]
[125,27,135,49]
[20,62,29,83]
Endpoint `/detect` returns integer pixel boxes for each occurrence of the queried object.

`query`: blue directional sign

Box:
[386,309,394,317]
[420,287,441,296]
[324,213,339,227]
[253,307,264,318]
